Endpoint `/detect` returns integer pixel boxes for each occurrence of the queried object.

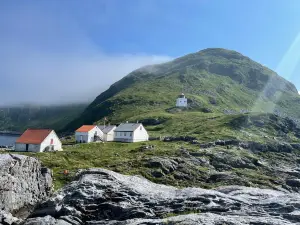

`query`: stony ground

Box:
[14,138,300,193]
[23,168,300,225]
[0,154,52,224]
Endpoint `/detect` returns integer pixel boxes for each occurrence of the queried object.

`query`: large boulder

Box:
[23,168,300,225]
[0,154,52,223]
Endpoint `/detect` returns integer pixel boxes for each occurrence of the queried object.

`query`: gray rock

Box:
[94,213,297,225]
[145,157,178,174]
[199,140,296,153]
[286,179,300,187]
[23,168,300,225]
[210,151,256,170]
[151,169,164,178]
[208,172,238,182]
[0,154,52,222]
[199,142,215,148]
[139,145,155,151]
[0,210,21,225]
[291,143,300,150]
[163,136,197,142]
[23,215,58,225]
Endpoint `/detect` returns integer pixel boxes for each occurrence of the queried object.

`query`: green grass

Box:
[12,132,299,191]
[65,48,300,135]
[20,141,190,189]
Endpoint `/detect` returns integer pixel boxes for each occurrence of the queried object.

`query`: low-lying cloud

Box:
[1,49,171,105]
[0,1,172,106]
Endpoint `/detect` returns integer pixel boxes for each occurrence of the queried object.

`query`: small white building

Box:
[15,129,62,152]
[75,125,103,143]
[176,93,188,107]
[114,123,149,142]
[98,125,117,142]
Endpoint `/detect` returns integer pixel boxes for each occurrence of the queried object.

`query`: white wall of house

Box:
[132,125,149,142]
[176,97,187,107]
[103,128,116,142]
[75,126,103,143]
[40,131,62,152]
[114,125,149,143]
[114,131,133,142]
[75,132,89,143]
[15,143,40,152]
[15,131,62,152]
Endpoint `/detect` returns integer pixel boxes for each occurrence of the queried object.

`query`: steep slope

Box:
[0,103,87,132]
[65,48,300,140]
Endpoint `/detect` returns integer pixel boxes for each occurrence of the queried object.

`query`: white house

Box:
[15,129,62,152]
[114,123,149,142]
[176,93,188,107]
[75,125,103,143]
[98,125,117,142]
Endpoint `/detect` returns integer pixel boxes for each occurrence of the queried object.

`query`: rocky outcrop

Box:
[24,168,300,225]
[163,137,296,153]
[143,151,210,181]
[0,154,52,224]
[163,136,197,142]
[199,139,295,153]
[138,118,166,126]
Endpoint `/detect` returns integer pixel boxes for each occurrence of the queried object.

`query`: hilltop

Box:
[65,48,300,141]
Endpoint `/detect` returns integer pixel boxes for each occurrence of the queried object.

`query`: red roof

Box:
[16,129,53,144]
[76,125,96,132]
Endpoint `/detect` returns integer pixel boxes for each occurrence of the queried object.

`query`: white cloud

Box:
[0,48,171,105]
[0,2,172,105]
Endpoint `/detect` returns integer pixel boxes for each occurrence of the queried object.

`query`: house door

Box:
[26,144,29,151]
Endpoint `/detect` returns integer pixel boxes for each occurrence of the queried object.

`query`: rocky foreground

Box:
[2,154,300,224]
[0,154,52,224]
[23,168,300,225]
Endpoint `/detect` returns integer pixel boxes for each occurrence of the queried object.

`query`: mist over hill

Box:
[0,103,87,132]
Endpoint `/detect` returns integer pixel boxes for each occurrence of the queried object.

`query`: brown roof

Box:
[16,129,53,144]
[76,125,97,132]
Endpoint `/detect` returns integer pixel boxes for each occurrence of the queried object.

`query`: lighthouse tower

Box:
[176,93,187,107]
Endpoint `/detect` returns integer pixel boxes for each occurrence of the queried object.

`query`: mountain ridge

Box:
[64,48,300,141]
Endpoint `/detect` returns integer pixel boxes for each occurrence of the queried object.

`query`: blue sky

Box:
[1,0,300,104]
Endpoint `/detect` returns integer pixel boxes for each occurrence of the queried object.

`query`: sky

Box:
[1,0,300,105]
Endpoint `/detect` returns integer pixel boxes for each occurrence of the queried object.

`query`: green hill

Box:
[0,103,87,132]
[65,48,300,141]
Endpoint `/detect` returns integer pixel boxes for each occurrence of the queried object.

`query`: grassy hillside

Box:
[17,139,300,191]
[0,103,87,132]
[64,48,300,141]
[8,48,300,192]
